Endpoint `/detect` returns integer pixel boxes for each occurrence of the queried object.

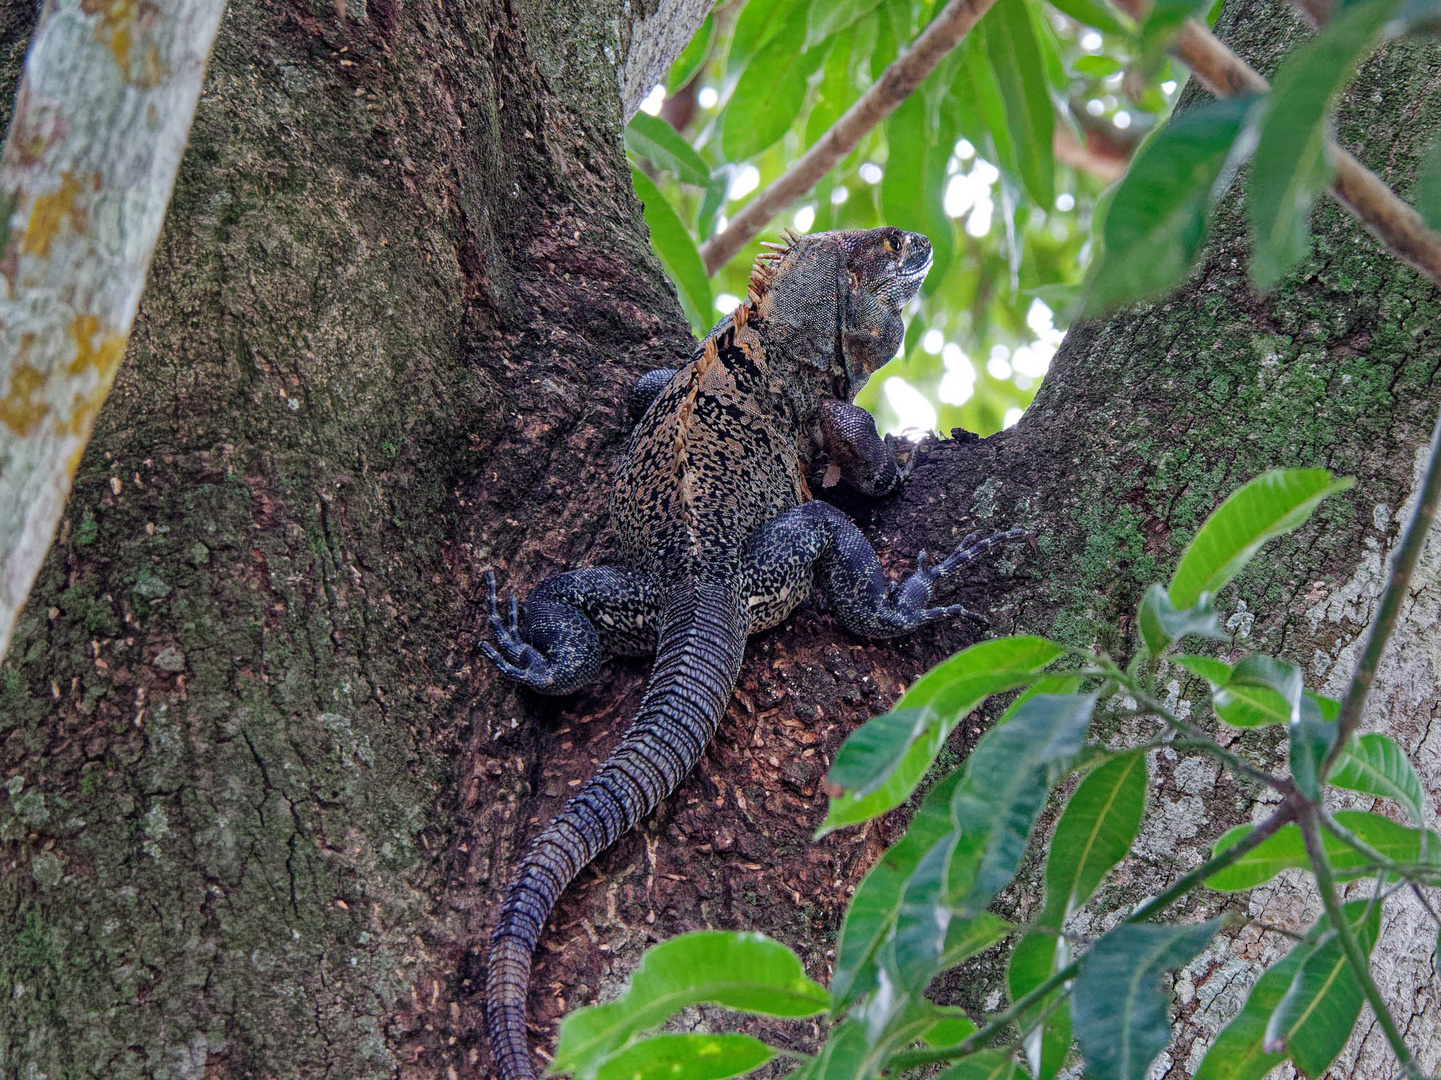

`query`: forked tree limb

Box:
[0,0,227,661]
[1124,2,1441,289]
[697,0,999,275]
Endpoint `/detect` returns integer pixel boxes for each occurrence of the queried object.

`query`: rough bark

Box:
[0,2,1438,1080]
[0,0,704,1075]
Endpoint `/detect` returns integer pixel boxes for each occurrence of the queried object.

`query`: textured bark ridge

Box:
[1,0,1439,1078]
[0,0,698,1076]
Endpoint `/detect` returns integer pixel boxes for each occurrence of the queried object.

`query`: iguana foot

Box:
[481,571,562,689]
[899,528,1030,627]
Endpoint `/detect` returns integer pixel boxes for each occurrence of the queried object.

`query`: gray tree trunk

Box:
[0,1,1438,1079]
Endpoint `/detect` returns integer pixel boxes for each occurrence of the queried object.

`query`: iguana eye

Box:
[881,237,895,253]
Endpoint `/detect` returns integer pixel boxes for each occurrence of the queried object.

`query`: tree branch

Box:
[698,0,998,275]
[1323,408,1441,773]
[1297,805,1422,1078]
[0,0,227,662]
[1117,2,1441,290]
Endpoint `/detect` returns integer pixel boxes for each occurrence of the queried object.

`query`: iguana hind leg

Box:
[743,500,1026,638]
[482,566,660,695]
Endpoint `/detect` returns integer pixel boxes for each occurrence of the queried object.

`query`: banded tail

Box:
[484,580,748,1080]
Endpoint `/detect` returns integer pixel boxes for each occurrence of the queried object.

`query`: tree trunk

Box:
[1,2,1439,1080]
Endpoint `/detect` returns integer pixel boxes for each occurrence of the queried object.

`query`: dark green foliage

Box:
[1071,919,1222,1080]
[631,166,714,331]
[1248,0,1408,287]
[1086,97,1255,313]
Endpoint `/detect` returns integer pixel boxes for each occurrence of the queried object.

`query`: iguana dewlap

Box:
[481,228,1022,1079]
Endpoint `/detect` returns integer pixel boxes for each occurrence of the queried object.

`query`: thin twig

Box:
[1129,690,1289,792]
[1319,807,1439,882]
[1297,806,1422,1078]
[1323,410,1441,774]
[1114,0,1441,290]
[698,0,998,274]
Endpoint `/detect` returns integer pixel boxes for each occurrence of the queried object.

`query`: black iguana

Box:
[481,227,1023,1079]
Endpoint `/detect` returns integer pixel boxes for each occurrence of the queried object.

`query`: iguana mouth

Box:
[898,233,933,291]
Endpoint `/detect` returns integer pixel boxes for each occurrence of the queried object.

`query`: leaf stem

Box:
[1318,808,1437,880]
[1297,806,1421,1078]
[1323,411,1441,777]
[1127,688,1289,792]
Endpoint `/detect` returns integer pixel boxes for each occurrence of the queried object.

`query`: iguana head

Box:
[752,226,931,400]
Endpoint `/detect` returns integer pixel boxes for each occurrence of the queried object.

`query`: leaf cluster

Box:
[625,0,1166,436]
[545,468,1440,1080]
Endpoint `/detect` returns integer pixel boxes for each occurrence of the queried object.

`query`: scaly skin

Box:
[481,228,1025,1079]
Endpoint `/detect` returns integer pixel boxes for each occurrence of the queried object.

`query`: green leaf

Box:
[626,113,713,187]
[941,911,1012,969]
[894,828,962,988]
[1072,919,1222,1080]
[630,167,712,334]
[1264,900,1382,1077]
[948,694,1098,912]
[729,0,805,72]
[1193,928,1313,1080]
[1042,750,1148,925]
[1206,810,1441,891]
[1168,470,1354,609]
[1137,583,1225,655]
[889,694,1094,993]
[821,636,1065,834]
[1084,96,1255,314]
[1008,930,1072,1080]
[826,707,937,799]
[1214,655,1305,729]
[922,1010,979,1048]
[1307,691,1340,722]
[1173,654,1232,687]
[1141,0,1210,58]
[952,30,1020,186]
[552,932,826,1078]
[667,15,715,92]
[806,26,858,146]
[805,0,885,49]
[593,1034,775,1080]
[1051,0,1132,35]
[1073,54,1123,77]
[809,1020,869,1080]
[722,4,826,160]
[1331,732,1425,824]
[1415,137,1441,231]
[936,1050,1019,1080]
[1247,0,1408,288]
[882,82,956,286]
[1287,695,1335,801]
[832,769,965,1006]
[984,0,1055,208]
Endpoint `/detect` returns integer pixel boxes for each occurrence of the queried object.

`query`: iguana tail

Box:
[485,581,748,1080]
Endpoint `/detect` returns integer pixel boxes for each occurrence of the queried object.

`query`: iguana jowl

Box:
[482,228,1022,1079]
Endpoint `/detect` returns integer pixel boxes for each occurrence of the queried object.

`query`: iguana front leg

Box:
[816,398,911,497]
[743,500,1025,637]
[629,368,679,421]
[482,567,660,695]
